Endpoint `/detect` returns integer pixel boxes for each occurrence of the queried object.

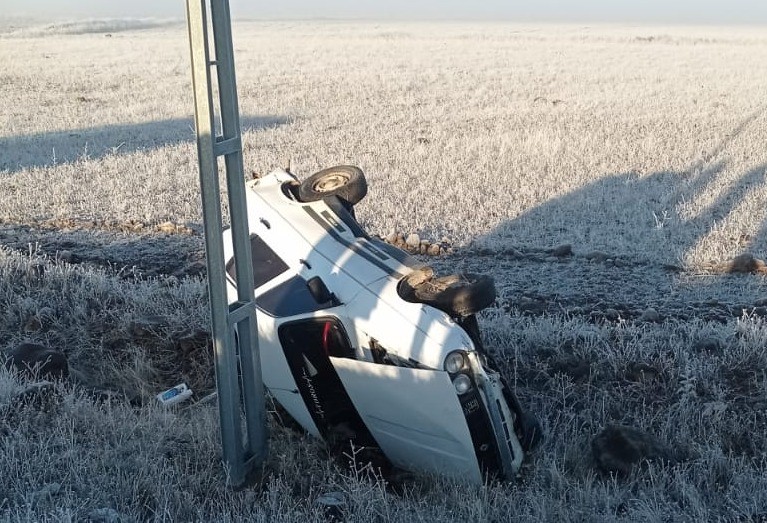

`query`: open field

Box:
[2,19,767,521]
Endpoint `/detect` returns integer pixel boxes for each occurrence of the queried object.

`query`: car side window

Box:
[226,234,289,289]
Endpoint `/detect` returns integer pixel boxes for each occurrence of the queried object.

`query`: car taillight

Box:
[321,321,332,355]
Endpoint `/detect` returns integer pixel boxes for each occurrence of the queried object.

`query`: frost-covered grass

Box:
[2,22,767,267]
[2,20,767,521]
[2,247,767,521]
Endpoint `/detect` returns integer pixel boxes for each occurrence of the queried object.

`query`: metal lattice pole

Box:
[185,0,268,487]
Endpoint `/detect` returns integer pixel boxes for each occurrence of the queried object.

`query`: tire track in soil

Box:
[3,223,767,323]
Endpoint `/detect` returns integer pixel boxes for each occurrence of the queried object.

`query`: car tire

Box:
[298,165,368,206]
[401,270,496,317]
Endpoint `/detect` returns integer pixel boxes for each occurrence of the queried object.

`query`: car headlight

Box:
[452,374,473,395]
[444,351,467,374]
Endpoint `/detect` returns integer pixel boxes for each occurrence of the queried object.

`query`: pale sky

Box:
[2,0,767,25]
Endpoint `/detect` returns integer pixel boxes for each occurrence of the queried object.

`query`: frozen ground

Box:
[2,20,767,521]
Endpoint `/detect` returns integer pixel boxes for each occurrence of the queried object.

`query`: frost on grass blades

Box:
[1,21,767,521]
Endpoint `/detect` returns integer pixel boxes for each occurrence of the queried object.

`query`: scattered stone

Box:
[385,231,398,244]
[405,233,421,249]
[592,425,674,476]
[427,243,441,256]
[156,221,177,234]
[549,244,573,257]
[585,251,609,263]
[4,343,69,380]
[638,308,661,323]
[419,242,428,255]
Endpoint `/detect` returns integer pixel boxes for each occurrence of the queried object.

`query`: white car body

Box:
[222,168,530,483]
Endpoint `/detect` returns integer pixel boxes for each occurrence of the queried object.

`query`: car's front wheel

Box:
[399,268,497,317]
[298,165,368,206]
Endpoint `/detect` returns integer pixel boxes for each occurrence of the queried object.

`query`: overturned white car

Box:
[222,166,542,484]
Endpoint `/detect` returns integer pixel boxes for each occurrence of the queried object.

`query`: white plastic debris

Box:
[156,383,193,406]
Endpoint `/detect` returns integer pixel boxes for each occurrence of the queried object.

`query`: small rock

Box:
[585,251,609,263]
[156,221,177,234]
[638,308,660,323]
[405,233,421,249]
[385,232,398,244]
[604,308,620,321]
[427,243,441,256]
[549,244,573,257]
[419,242,429,255]
[4,343,69,380]
[592,425,674,476]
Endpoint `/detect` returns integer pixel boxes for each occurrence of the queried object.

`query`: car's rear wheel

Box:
[298,165,368,206]
[399,268,496,317]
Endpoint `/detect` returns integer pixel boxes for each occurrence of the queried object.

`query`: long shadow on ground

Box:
[0,115,289,173]
[432,159,767,324]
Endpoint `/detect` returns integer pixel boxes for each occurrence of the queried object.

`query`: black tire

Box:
[401,271,496,317]
[298,165,368,206]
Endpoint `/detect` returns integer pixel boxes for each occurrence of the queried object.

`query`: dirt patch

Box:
[0,224,206,279]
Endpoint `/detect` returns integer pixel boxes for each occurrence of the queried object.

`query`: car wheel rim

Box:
[313,173,349,192]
